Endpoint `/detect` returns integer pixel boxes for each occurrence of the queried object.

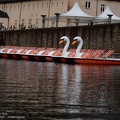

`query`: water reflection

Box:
[0,59,120,120]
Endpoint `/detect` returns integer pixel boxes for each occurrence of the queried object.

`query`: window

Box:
[52,3,53,7]
[57,2,58,7]
[22,19,25,25]
[37,4,39,8]
[47,3,48,8]
[14,20,17,29]
[28,19,32,27]
[18,5,20,10]
[101,4,105,12]
[10,6,12,11]
[35,19,39,28]
[6,6,7,11]
[85,1,91,9]
[28,4,30,9]
[51,21,55,27]
[23,5,25,9]
[42,3,44,8]
[62,2,63,7]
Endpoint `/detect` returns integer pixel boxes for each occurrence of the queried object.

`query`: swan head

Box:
[59,36,69,44]
[72,36,83,45]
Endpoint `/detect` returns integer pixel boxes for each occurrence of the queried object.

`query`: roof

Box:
[0,10,9,18]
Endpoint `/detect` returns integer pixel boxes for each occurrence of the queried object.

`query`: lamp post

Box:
[55,13,60,28]
[107,14,113,24]
[41,15,46,28]
[75,19,79,26]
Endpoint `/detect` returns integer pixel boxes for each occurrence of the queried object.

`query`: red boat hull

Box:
[12,54,20,60]
[74,58,120,65]
[2,53,12,59]
[34,56,42,61]
[34,56,46,62]
[60,57,74,64]
[45,56,54,62]
[21,55,35,61]
[0,52,120,65]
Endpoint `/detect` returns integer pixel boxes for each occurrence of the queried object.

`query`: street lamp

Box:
[75,18,79,26]
[107,14,113,24]
[54,13,60,28]
[41,15,46,28]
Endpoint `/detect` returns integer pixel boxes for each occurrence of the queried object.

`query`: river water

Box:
[0,59,120,120]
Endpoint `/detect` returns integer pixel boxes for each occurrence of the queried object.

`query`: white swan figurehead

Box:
[72,36,89,58]
[59,36,70,56]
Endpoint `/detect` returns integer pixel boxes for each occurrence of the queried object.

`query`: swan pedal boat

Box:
[0,49,120,65]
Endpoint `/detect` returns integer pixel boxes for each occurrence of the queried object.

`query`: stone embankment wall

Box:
[0,23,120,53]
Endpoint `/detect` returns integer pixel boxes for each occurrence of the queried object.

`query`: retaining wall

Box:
[0,23,120,53]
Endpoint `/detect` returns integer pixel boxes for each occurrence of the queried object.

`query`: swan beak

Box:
[59,39,64,44]
[72,40,77,45]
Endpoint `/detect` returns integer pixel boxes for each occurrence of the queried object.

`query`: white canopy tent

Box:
[60,2,94,22]
[96,6,120,23]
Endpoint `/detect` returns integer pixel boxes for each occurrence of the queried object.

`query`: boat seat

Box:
[102,50,114,58]
[46,48,56,51]
[80,49,86,52]
[57,48,63,52]
[93,50,104,58]
[86,49,94,54]
[36,47,46,52]
[69,48,75,52]
[0,46,4,49]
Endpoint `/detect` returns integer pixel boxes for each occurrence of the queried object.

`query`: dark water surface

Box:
[0,59,120,120]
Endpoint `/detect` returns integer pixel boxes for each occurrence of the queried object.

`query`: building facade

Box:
[0,0,120,30]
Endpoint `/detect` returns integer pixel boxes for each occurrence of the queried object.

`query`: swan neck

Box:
[62,39,70,55]
[75,39,83,56]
